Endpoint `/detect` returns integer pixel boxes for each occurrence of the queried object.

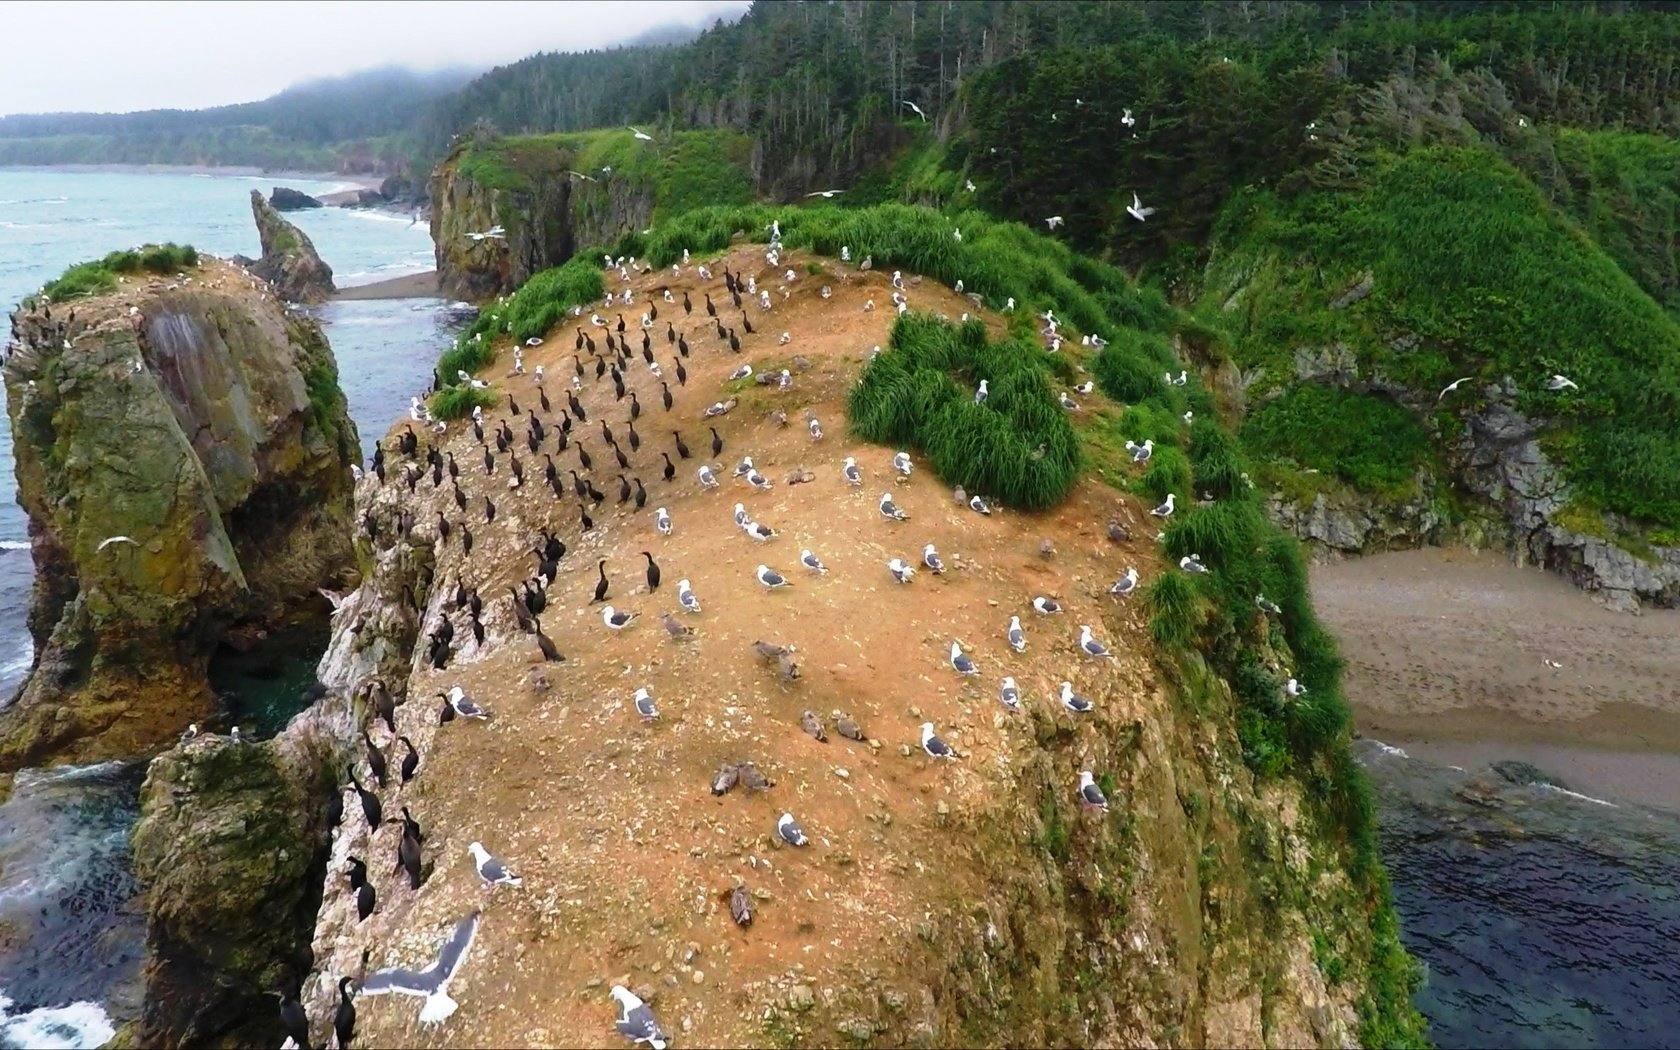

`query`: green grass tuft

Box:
[429,385,498,421]
[41,242,199,302]
[434,256,604,390]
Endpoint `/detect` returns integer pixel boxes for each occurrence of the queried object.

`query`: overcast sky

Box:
[0,0,750,117]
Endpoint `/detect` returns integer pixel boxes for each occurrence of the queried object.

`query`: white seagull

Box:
[97,535,137,551]
[628,126,653,141]
[922,543,945,574]
[950,641,979,676]
[777,811,809,846]
[358,910,482,1026]
[1111,567,1140,596]
[892,451,913,476]
[1285,677,1307,699]
[1151,493,1176,518]
[1079,625,1114,659]
[975,379,989,404]
[698,464,719,489]
[1006,615,1026,653]
[1180,554,1209,574]
[602,606,637,630]
[887,558,916,584]
[999,677,1022,712]
[742,520,776,541]
[843,456,863,486]
[920,722,957,760]
[969,494,992,515]
[1126,192,1156,222]
[1255,594,1282,615]
[1547,374,1579,391]
[610,985,668,1050]
[1078,771,1109,810]
[1045,215,1065,229]
[879,492,909,521]
[677,578,701,613]
[446,685,489,720]
[468,842,521,887]
[733,501,750,526]
[756,564,791,589]
[1438,376,1474,401]
[655,507,672,535]
[633,686,659,721]
[1126,438,1154,463]
[805,189,843,198]
[902,99,928,122]
[1121,107,1136,128]
[1060,681,1093,713]
[1032,596,1063,615]
[800,549,828,575]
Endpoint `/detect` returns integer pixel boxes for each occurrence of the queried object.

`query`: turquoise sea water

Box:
[0,169,455,1047]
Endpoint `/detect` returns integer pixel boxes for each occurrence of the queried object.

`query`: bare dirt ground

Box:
[323,243,1162,1047]
[1311,547,1680,808]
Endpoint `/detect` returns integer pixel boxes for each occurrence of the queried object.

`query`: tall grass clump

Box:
[847,313,1079,510]
[429,385,498,421]
[41,243,199,302]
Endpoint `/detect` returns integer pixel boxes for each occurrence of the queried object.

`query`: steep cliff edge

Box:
[248,190,336,303]
[130,694,356,1047]
[431,129,755,300]
[294,229,1421,1048]
[0,257,360,769]
[1195,146,1680,610]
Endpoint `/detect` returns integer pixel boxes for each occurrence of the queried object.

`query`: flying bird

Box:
[358,910,482,1026]
[628,126,653,141]
[902,99,928,122]
[1126,192,1156,222]
[1438,376,1474,400]
[1547,373,1579,391]
[96,535,137,551]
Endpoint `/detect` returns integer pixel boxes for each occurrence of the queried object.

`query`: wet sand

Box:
[332,270,439,300]
[1311,547,1680,810]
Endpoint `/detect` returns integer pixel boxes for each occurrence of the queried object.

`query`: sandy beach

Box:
[0,163,386,188]
[332,270,440,300]
[1312,547,1680,809]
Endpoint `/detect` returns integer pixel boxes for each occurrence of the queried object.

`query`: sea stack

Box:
[248,189,336,301]
[0,255,359,769]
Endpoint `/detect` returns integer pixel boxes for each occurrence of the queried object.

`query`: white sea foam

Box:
[342,208,415,225]
[0,992,116,1050]
[1539,782,1617,807]
[0,541,28,551]
[1368,740,1410,759]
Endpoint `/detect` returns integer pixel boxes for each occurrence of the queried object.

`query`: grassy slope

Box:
[433,199,1426,1045]
[39,243,200,303]
[1199,145,1680,533]
[1552,128,1680,318]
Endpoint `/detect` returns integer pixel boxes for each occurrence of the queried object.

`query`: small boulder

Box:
[268,186,322,211]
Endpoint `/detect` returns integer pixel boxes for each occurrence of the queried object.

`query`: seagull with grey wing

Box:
[358,910,482,1026]
[468,842,521,888]
[610,984,668,1049]
[1547,374,1578,391]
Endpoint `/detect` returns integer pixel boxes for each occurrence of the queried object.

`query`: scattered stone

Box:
[788,984,816,1013]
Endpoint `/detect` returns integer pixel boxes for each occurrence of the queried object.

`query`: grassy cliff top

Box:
[40,243,200,303]
[450,127,755,223]
[1201,145,1680,531]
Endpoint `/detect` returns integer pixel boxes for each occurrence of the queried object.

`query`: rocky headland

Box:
[0,256,360,769]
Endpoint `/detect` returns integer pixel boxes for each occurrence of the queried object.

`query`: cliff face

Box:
[131,694,357,1047]
[248,190,335,302]
[294,244,1415,1048]
[430,130,757,300]
[0,258,360,769]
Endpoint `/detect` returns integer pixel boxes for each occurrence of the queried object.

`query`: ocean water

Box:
[1360,741,1680,1049]
[0,168,457,1046]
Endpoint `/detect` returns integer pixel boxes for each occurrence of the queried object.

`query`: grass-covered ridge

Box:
[1201,145,1680,530]
[40,243,200,302]
[452,128,755,224]
[850,314,1079,510]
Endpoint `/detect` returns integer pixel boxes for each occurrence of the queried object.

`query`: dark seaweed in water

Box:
[208,621,330,738]
[1361,741,1680,1049]
[0,761,146,1016]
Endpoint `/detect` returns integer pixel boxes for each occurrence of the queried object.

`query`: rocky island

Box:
[0,253,359,769]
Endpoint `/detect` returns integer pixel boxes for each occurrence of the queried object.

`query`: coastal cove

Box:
[1316,547,1680,1048]
[0,167,458,1045]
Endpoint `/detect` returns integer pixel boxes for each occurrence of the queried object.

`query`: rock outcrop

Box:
[131,692,357,1046]
[430,139,582,300]
[0,258,360,770]
[268,187,322,211]
[248,190,335,303]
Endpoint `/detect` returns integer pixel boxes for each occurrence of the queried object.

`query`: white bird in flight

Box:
[902,99,927,122]
[1547,374,1578,391]
[805,189,843,198]
[628,126,653,141]
[1045,215,1065,229]
[1127,193,1156,222]
[1438,377,1474,400]
[97,535,137,551]
[465,225,505,242]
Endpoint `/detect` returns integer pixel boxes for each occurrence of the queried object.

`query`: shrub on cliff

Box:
[434,256,605,406]
[848,314,1079,510]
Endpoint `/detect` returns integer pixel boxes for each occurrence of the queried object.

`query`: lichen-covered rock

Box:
[248,190,335,302]
[0,258,359,769]
[430,139,585,300]
[131,691,358,1047]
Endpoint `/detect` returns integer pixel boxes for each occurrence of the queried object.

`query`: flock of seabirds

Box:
[261,215,1339,1049]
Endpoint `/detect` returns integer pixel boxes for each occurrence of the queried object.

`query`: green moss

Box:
[41,243,199,302]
